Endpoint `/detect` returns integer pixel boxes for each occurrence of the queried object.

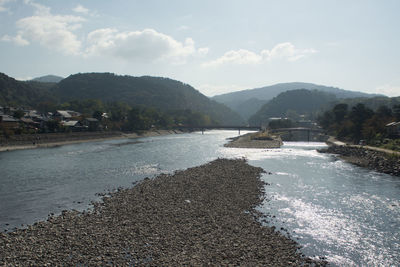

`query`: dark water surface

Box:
[1,131,399,266]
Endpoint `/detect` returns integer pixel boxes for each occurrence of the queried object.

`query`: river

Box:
[0,130,399,266]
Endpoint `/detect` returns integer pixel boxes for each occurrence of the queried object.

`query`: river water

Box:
[1,130,399,266]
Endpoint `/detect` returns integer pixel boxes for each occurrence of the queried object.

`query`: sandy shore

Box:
[0,159,325,266]
[0,130,183,152]
[225,132,283,149]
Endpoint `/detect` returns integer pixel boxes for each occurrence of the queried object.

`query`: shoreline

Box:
[320,137,400,177]
[0,159,326,266]
[0,129,184,152]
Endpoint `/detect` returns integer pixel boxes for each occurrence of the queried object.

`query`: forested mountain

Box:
[212,82,381,120]
[0,72,243,126]
[248,89,337,126]
[0,73,56,107]
[52,73,243,125]
[32,75,64,83]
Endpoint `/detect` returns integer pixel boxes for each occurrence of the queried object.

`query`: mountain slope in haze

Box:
[248,89,337,126]
[32,75,64,83]
[337,96,400,111]
[0,73,56,107]
[52,73,244,125]
[212,82,381,120]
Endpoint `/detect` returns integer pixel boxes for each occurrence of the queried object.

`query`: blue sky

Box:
[1,0,399,97]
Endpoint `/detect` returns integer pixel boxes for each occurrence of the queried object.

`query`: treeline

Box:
[318,103,400,143]
[41,99,216,131]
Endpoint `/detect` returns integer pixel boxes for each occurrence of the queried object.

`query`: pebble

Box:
[320,146,400,176]
[0,158,326,266]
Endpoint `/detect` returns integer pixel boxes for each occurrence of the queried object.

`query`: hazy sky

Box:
[1,0,399,97]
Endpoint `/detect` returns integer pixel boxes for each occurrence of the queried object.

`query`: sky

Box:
[1,0,399,97]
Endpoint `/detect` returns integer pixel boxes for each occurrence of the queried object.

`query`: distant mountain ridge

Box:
[52,73,244,125]
[212,82,381,120]
[0,72,243,126]
[248,89,337,126]
[32,75,64,83]
[0,73,56,107]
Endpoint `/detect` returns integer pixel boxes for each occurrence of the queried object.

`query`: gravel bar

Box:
[0,158,325,266]
[225,133,282,149]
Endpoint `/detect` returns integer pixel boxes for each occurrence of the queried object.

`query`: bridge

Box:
[172,125,325,138]
[173,125,262,134]
[269,127,324,133]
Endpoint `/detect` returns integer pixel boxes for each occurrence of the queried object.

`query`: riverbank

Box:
[0,159,325,266]
[0,130,184,152]
[320,139,400,177]
[225,131,282,148]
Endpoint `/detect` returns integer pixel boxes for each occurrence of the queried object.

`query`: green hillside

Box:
[0,73,56,107]
[248,89,337,126]
[52,73,243,125]
[212,82,381,120]
[0,72,243,126]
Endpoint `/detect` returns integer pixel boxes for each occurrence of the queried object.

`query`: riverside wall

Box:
[319,145,400,177]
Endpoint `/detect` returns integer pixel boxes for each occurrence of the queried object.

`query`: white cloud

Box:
[0,0,14,12]
[1,0,84,55]
[86,28,200,63]
[177,25,189,31]
[3,1,201,63]
[73,4,89,14]
[261,42,317,61]
[197,47,209,56]
[15,14,84,55]
[1,34,29,46]
[375,84,400,97]
[203,49,262,67]
[203,42,317,67]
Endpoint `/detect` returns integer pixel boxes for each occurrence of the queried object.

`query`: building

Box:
[385,122,400,136]
[82,118,100,131]
[54,110,72,121]
[61,120,86,131]
[0,115,20,130]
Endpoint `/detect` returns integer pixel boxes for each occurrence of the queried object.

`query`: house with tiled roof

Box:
[386,122,400,136]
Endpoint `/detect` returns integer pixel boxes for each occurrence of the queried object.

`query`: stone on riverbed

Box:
[0,158,325,266]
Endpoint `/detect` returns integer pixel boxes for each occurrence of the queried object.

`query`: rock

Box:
[321,145,400,176]
[0,159,325,266]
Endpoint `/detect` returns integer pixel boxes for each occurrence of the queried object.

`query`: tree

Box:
[13,110,25,119]
[349,104,374,141]
[393,104,400,121]
[92,110,103,121]
[332,103,348,123]
[285,109,299,121]
[269,119,293,129]
[317,110,334,130]
[44,120,60,133]
[376,105,392,118]
[37,101,57,113]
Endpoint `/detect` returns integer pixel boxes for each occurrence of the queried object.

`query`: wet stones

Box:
[320,145,400,176]
[0,158,325,266]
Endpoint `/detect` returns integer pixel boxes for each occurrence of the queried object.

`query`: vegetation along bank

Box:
[319,144,400,177]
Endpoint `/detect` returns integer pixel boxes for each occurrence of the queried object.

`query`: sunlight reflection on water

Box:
[1,133,399,265]
[242,142,400,266]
